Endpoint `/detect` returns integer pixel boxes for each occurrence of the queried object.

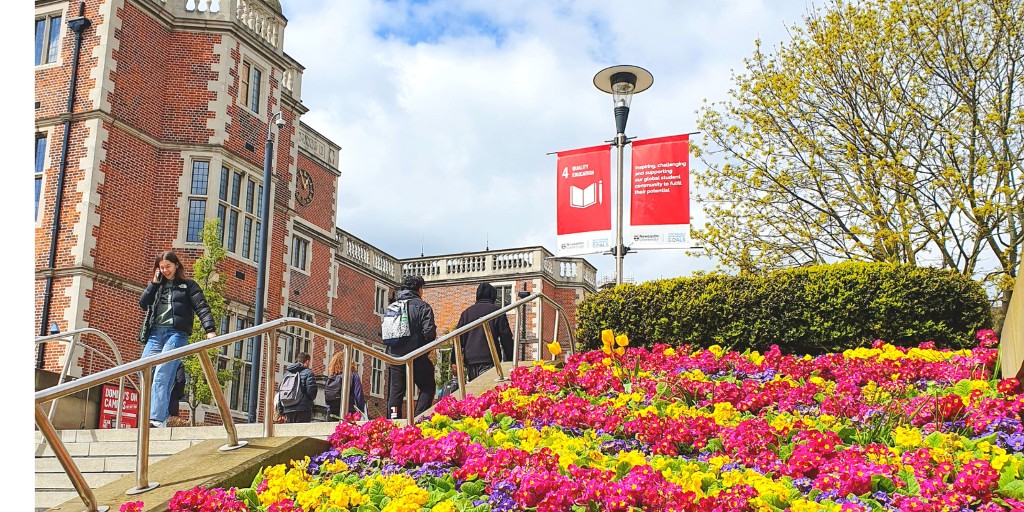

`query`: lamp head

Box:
[593,65,653,108]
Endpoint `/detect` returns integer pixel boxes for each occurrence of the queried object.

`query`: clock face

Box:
[296,168,314,206]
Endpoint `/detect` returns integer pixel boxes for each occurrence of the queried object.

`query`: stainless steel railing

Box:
[34,292,576,512]
[34,328,139,432]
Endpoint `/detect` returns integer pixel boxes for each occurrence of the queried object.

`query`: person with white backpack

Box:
[383,275,437,419]
[278,352,317,423]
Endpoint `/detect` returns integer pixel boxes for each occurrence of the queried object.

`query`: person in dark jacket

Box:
[168,362,186,420]
[386,275,437,419]
[456,283,514,381]
[139,250,216,428]
[280,352,318,423]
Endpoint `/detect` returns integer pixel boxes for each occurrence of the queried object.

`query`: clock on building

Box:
[296,168,314,206]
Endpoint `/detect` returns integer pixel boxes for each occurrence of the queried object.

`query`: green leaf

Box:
[951,380,973,397]
[999,457,1022,489]
[922,432,944,448]
[656,381,669,397]
[896,467,920,496]
[871,474,896,493]
[997,480,1024,500]
[236,487,259,509]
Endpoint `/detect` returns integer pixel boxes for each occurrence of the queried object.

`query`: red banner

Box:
[555,145,612,256]
[99,384,139,429]
[629,134,692,248]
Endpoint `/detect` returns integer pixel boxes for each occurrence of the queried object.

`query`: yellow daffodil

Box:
[547,341,562,357]
[615,346,626,356]
[602,329,615,346]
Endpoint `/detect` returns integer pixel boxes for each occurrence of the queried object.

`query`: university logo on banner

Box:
[556,144,612,257]
[629,134,692,249]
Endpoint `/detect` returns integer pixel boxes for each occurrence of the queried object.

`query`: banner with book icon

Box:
[628,134,692,249]
[556,144,612,257]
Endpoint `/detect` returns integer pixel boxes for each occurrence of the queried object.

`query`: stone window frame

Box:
[215,310,255,414]
[178,152,263,266]
[373,283,389,316]
[369,356,385,398]
[237,50,271,117]
[283,307,313,364]
[491,281,515,308]
[34,128,53,225]
[35,4,66,68]
[290,234,310,273]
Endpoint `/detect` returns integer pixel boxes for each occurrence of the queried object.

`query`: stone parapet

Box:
[400,247,597,292]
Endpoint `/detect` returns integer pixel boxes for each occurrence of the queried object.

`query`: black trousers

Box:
[386,356,436,419]
[284,410,311,423]
[466,362,494,381]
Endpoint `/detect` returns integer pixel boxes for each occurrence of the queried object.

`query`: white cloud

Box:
[284,0,815,283]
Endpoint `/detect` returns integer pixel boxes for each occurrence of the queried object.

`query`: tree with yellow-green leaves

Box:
[694,0,1023,323]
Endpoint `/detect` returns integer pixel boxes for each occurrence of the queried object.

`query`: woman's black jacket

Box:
[139,278,216,336]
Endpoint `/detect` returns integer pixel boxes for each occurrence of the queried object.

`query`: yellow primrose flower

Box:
[892,426,922,448]
[663,347,676,356]
[809,376,825,386]
[708,345,724,358]
[602,357,612,366]
[615,334,629,347]
[748,351,764,365]
[547,341,562,356]
[431,501,457,512]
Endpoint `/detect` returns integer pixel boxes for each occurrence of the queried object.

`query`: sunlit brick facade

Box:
[34,0,596,425]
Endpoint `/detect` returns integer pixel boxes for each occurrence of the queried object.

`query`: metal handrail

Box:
[34,292,577,512]
[35,328,138,431]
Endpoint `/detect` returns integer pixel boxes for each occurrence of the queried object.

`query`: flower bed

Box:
[122,329,1024,511]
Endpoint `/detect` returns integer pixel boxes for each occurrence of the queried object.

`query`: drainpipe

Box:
[37,1,91,369]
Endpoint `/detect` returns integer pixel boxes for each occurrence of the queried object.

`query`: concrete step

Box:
[35,490,79,511]
[36,422,345,511]
[36,455,166,473]
[37,471,127,490]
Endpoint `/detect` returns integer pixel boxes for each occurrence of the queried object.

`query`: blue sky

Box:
[281,0,818,283]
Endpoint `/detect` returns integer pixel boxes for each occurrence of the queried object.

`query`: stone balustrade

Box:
[337,231,401,282]
[154,0,284,51]
[401,248,596,289]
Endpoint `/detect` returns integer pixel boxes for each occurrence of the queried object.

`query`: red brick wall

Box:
[34,0,103,118]
[295,154,336,232]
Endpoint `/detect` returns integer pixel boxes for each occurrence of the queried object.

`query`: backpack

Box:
[381,299,411,347]
[324,374,344,402]
[278,371,303,408]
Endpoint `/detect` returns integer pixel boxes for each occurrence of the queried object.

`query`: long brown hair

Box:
[153,250,187,282]
[328,352,345,376]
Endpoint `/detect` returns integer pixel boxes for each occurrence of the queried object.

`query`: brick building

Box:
[34,0,596,425]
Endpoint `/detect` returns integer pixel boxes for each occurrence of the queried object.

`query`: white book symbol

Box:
[570,181,601,208]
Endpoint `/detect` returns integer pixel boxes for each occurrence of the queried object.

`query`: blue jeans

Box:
[142,326,188,423]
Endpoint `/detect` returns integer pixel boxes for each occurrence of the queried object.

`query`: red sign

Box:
[99,384,139,429]
[556,145,611,234]
[630,134,690,226]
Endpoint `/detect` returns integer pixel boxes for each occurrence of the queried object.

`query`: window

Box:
[370,357,385,397]
[240,60,263,114]
[493,284,513,308]
[35,134,47,219]
[217,314,254,413]
[214,165,262,260]
[284,308,312,363]
[186,161,210,243]
[35,13,62,66]
[291,236,309,271]
[374,284,389,315]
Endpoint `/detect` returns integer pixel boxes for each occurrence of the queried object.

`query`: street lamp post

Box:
[247,111,285,423]
[593,65,653,286]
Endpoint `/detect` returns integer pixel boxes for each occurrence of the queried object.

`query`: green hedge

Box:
[576,262,992,354]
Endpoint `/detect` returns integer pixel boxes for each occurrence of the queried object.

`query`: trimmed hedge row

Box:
[575,262,992,354]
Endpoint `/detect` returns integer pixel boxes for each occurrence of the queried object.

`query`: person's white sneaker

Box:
[149,420,166,428]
